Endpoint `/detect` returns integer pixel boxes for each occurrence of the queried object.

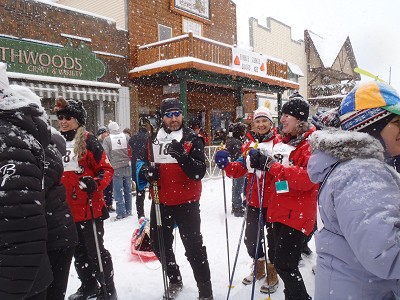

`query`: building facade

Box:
[0,0,130,133]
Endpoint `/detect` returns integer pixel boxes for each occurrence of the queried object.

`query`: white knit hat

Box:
[108,121,120,132]
[253,107,273,124]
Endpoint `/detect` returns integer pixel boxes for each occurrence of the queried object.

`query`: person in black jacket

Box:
[45,128,79,300]
[0,62,53,300]
[225,122,247,217]
[129,117,149,219]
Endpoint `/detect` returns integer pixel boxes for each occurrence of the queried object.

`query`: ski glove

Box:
[143,164,160,182]
[215,150,230,169]
[249,149,275,171]
[167,139,185,159]
[79,176,98,195]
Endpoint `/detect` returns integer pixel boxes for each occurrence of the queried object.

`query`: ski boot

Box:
[67,284,99,300]
[198,281,213,300]
[96,286,118,300]
[163,281,183,300]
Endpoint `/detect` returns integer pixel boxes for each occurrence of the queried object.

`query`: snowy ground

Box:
[66,176,316,300]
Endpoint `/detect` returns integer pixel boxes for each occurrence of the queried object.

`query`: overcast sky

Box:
[233,0,400,91]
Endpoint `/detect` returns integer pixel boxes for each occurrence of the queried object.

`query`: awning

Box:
[8,80,119,102]
[287,62,304,77]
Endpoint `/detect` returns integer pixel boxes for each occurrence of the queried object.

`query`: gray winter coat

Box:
[308,129,400,300]
[103,129,131,172]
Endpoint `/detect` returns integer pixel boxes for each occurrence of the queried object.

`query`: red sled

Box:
[131,217,158,261]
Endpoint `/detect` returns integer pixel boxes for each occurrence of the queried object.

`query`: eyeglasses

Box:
[57,115,72,121]
[164,111,182,118]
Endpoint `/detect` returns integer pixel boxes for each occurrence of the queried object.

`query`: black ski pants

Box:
[272,222,311,300]
[244,206,275,262]
[46,246,75,300]
[74,218,115,292]
[150,201,211,286]
[135,189,145,219]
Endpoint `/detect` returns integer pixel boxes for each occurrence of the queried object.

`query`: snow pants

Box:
[74,218,115,293]
[150,201,211,287]
[244,206,275,262]
[272,222,311,300]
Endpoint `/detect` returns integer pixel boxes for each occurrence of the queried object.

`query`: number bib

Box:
[153,128,183,164]
[110,133,127,150]
[63,140,80,171]
[246,140,274,174]
[272,142,296,166]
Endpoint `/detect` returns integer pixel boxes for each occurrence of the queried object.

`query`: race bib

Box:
[272,142,295,166]
[110,133,128,150]
[245,140,274,175]
[153,128,183,164]
[63,140,80,171]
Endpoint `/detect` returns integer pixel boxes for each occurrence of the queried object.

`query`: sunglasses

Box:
[57,115,72,121]
[164,111,182,118]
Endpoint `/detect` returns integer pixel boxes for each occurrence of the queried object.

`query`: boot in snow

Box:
[260,263,279,294]
[197,281,213,300]
[163,281,183,300]
[96,286,118,300]
[67,284,99,300]
[242,257,266,285]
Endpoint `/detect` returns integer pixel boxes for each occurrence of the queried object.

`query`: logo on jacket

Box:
[0,163,16,187]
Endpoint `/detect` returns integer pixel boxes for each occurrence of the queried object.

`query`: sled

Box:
[131,217,158,261]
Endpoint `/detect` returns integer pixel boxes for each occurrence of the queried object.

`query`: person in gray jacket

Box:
[308,81,400,300]
[103,121,132,219]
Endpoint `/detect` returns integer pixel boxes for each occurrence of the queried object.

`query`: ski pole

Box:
[262,226,272,300]
[221,169,232,286]
[87,192,108,299]
[251,172,266,300]
[226,172,257,300]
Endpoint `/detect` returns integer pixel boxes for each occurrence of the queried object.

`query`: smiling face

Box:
[58,114,79,132]
[163,111,183,131]
[253,117,272,135]
[380,115,400,156]
[280,113,299,135]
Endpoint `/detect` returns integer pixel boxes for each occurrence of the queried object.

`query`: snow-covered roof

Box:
[130,56,298,88]
[308,31,347,68]
[287,62,304,77]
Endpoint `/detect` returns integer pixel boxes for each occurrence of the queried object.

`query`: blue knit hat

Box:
[339,82,400,131]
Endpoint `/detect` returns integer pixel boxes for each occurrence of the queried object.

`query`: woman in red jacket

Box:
[215,107,280,294]
[54,97,116,300]
[249,93,318,300]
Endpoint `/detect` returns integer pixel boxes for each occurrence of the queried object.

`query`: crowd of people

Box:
[1,56,400,300]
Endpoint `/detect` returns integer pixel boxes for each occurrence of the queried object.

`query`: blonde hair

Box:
[74,126,87,161]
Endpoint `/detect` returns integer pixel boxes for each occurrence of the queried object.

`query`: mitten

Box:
[249,149,262,169]
[258,154,276,171]
[215,150,230,169]
[79,176,98,195]
[143,164,160,182]
[167,139,185,159]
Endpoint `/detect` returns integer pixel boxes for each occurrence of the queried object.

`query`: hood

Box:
[307,129,385,184]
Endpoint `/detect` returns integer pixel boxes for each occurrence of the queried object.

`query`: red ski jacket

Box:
[224,130,282,208]
[61,131,114,222]
[266,127,319,236]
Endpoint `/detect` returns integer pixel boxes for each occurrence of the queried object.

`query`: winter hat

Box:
[97,126,108,135]
[282,92,309,121]
[54,96,87,125]
[311,108,341,130]
[339,81,400,132]
[160,98,183,115]
[108,121,120,132]
[253,106,273,123]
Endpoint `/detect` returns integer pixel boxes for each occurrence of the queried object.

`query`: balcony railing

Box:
[135,32,288,80]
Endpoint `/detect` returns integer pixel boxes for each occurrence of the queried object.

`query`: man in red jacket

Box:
[139,98,213,300]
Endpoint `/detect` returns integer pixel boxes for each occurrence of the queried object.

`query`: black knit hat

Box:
[97,126,108,135]
[54,97,87,125]
[282,92,309,121]
[160,98,183,115]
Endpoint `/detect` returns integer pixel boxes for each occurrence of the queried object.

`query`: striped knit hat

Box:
[339,82,400,132]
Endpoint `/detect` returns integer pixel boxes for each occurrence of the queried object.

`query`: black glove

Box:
[79,176,98,195]
[143,164,160,182]
[249,149,275,171]
[167,139,185,159]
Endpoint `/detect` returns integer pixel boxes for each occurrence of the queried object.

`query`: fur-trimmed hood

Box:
[307,129,385,184]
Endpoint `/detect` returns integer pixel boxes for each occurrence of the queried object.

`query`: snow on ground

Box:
[66,176,316,300]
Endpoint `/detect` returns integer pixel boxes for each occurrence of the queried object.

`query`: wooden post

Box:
[188,31,194,57]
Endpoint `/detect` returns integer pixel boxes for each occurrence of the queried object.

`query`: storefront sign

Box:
[0,36,106,81]
[232,48,267,76]
[174,0,210,19]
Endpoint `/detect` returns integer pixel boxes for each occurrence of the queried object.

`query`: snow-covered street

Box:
[66,176,316,299]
